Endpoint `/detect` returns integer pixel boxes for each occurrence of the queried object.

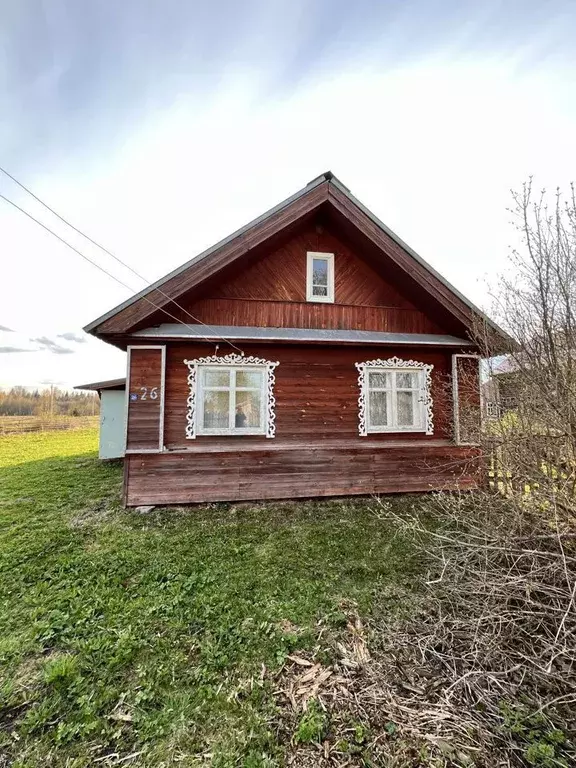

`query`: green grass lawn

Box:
[0,429,422,767]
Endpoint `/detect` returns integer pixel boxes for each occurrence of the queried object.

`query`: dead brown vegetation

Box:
[271,182,576,767]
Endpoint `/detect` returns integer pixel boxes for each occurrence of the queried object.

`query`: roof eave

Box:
[328,176,511,346]
[83,171,510,348]
[74,377,126,391]
[83,174,328,335]
[131,324,476,347]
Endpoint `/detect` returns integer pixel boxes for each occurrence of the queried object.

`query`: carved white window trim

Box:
[355,356,434,436]
[184,353,279,439]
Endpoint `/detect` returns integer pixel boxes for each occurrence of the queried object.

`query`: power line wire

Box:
[0,168,244,353]
[1,163,164,285]
[0,191,244,352]
[0,166,243,351]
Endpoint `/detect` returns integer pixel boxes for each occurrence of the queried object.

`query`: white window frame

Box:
[197,366,266,436]
[355,357,434,436]
[183,353,279,439]
[486,401,501,419]
[306,251,335,303]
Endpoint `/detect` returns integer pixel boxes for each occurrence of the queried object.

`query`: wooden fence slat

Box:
[0,416,100,435]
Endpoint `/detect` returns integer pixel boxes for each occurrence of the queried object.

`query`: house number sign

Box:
[130,386,158,401]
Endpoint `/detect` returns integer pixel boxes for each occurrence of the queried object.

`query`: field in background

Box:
[0,427,422,767]
[0,415,99,435]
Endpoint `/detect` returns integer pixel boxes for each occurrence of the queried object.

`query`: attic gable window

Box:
[306,252,334,303]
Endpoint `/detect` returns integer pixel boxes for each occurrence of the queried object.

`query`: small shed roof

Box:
[74,378,126,392]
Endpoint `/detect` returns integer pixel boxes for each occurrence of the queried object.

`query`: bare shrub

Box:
[271,182,576,766]
[363,182,576,766]
[369,493,576,767]
[272,498,576,767]
[484,180,576,488]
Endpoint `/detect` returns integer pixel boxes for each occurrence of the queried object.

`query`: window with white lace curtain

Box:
[356,358,434,435]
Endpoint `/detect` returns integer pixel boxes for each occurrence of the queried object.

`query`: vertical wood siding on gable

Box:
[171,222,447,334]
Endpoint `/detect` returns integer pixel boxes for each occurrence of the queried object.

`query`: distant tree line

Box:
[0,386,99,417]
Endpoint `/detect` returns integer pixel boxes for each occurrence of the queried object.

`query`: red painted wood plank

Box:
[126,347,163,451]
[125,445,481,505]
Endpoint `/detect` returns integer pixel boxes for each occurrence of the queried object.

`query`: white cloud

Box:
[1,51,575,387]
[30,336,74,354]
[58,331,87,343]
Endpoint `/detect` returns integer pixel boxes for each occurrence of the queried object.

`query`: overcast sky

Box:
[1,0,575,389]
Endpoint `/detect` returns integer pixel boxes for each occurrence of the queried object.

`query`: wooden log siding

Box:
[125,347,164,451]
[182,298,440,334]
[120,341,479,505]
[161,343,454,450]
[124,444,481,505]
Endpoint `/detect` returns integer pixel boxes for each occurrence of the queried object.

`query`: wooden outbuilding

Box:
[74,378,126,459]
[84,172,506,506]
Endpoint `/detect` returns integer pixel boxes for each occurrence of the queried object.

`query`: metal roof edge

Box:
[328,176,509,341]
[83,174,328,334]
[133,324,473,346]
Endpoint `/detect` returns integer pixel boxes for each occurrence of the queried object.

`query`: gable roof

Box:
[84,171,508,344]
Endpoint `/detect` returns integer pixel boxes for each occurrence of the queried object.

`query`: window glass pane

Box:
[312,285,328,296]
[312,258,328,286]
[203,369,230,387]
[369,391,388,427]
[235,390,261,428]
[396,371,418,388]
[236,369,263,388]
[368,371,389,389]
[203,390,229,428]
[397,390,415,426]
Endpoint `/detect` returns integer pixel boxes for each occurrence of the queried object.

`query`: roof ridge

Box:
[84,172,508,344]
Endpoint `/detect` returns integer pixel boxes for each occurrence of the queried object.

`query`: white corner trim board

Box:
[183,353,280,439]
[355,356,434,436]
[452,353,481,446]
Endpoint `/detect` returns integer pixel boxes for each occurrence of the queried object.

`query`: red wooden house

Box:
[85,172,504,506]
